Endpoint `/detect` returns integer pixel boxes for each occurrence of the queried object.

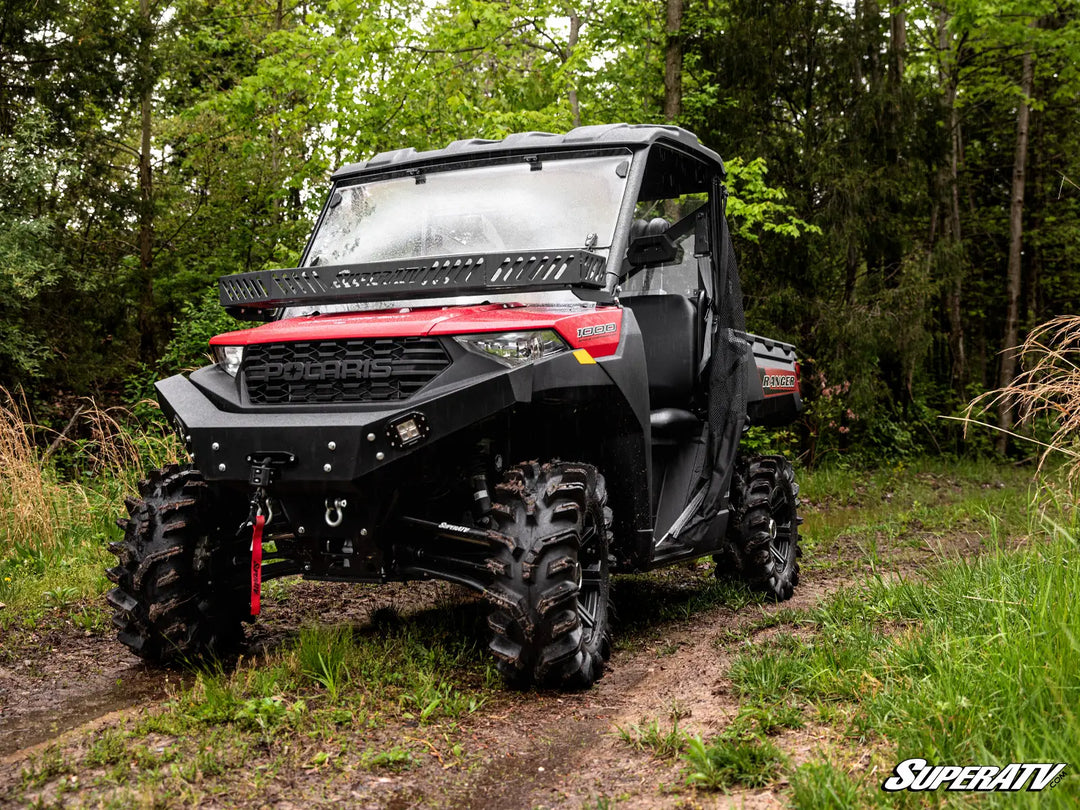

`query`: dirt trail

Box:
[0,661,163,759]
[0,625,170,759]
[0,579,459,762]
[0,501,991,807]
[436,576,848,810]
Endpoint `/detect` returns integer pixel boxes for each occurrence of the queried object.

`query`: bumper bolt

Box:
[376,451,385,461]
[217,463,226,472]
[212,442,220,451]
[327,441,336,451]
[360,528,368,537]
[323,463,332,472]
[298,526,305,535]
[366,433,376,442]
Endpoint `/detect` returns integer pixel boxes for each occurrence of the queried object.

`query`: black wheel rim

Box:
[577,510,606,645]
[768,484,795,574]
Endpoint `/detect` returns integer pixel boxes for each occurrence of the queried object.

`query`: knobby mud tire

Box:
[485,461,613,689]
[714,454,802,601]
[105,464,248,664]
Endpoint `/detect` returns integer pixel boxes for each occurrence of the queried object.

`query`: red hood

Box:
[210,303,624,358]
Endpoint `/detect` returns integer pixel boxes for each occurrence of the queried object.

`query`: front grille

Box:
[243,338,451,405]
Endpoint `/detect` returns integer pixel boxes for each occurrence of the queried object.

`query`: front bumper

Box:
[157,363,523,483]
[156,344,621,484]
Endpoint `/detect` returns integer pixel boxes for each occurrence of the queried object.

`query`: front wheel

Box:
[714,454,802,601]
[485,461,613,689]
[106,464,249,663]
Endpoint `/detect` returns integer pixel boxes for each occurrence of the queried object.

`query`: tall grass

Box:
[0,389,89,555]
[0,389,181,619]
[968,314,1080,481]
[729,514,1080,806]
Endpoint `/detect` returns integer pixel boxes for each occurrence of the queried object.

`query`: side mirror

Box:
[626,233,678,268]
[694,210,711,255]
[225,306,277,322]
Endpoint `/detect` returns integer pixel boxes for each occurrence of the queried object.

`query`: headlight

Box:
[453,330,567,367]
[212,345,245,376]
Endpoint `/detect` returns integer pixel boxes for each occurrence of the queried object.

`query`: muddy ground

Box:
[0,474,1007,809]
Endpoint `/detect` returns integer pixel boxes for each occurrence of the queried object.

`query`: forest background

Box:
[2,0,1078,463]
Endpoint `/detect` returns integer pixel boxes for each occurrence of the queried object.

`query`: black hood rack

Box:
[220,249,608,313]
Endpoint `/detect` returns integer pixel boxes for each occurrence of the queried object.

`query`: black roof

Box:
[331,123,724,180]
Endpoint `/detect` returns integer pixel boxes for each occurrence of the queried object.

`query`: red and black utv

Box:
[107,124,803,689]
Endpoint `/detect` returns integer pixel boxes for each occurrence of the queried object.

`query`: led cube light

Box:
[386,412,429,448]
[395,418,422,444]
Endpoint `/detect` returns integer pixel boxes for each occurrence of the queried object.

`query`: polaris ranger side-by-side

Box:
[107,124,803,688]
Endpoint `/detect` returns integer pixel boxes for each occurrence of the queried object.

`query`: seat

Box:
[650,407,701,443]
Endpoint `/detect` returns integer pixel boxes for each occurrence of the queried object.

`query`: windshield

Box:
[304,153,630,267]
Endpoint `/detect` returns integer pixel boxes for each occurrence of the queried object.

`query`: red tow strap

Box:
[250,513,265,616]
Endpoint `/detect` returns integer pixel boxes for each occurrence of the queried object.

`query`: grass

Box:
[607,458,1051,804]
[789,761,869,809]
[159,609,494,733]
[727,510,1080,806]
[616,698,804,795]
[617,718,688,760]
[0,389,180,628]
[297,625,352,699]
[682,731,785,790]
[611,456,1033,657]
[967,315,1080,482]
[798,456,1033,561]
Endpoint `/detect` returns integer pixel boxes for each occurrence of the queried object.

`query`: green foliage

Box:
[125,287,243,424]
[234,695,307,736]
[42,585,79,611]
[158,288,244,375]
[0,111,73,382]
[725,157,820,243]
[729,701,805,736]
[397,671,484,724]
[681,731,785,790]
[0,391,173,624]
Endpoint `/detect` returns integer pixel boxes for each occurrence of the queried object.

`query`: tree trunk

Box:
[137,0,155,360]
[938,8,966,394]
[1027,99,1043,327]
[568,10,581,127]
[663,0,683,122]
[844,242,858,304]
[853,0,863,90]
[888,2,905,86]
[995,47,1034,453]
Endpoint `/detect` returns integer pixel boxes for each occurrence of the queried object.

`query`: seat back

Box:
[622,294,700,408]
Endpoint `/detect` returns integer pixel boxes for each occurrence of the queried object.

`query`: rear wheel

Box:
[485,461,613,689]
[106,464,249,663]
[714,454,801,601]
